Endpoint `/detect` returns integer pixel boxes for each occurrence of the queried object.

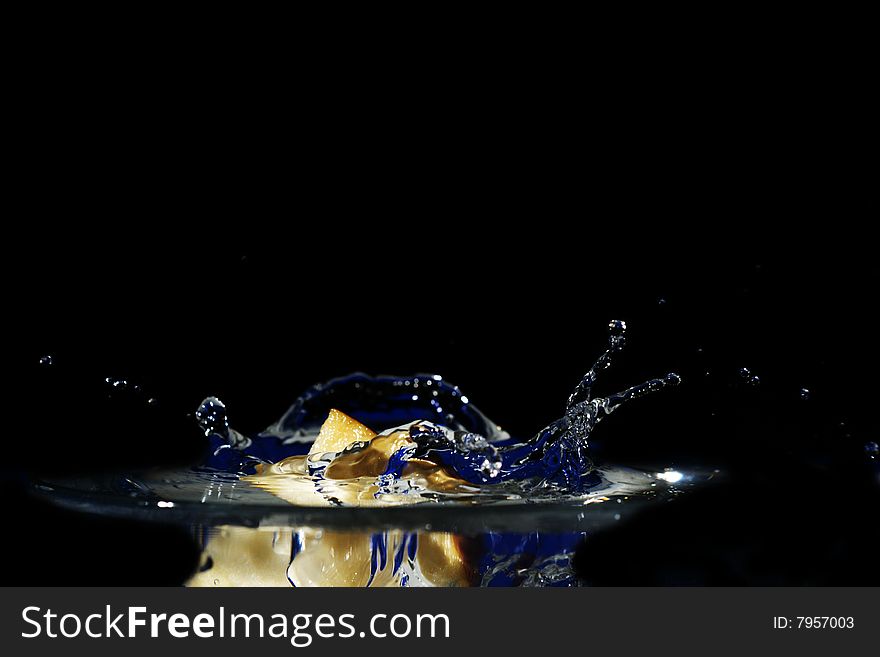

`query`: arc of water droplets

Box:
[566,319,680,420]
[566,319,627,410]
[435,319,683,489]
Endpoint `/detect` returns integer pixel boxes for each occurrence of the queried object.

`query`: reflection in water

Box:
[187,526,585,587]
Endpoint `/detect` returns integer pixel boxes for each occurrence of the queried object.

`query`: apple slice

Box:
[308,408,376,457]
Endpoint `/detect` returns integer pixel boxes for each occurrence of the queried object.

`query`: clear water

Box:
[37,320,709,587]
[197,319,682,501]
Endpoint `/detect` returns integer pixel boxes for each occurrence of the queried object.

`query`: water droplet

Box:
[865,442,879,458]
[213,578,220,586]
[609,333,626,351]
[39,355,53,366]
[147,398,158,405]
[608,319,626,335]
[195,397,229,437]
[799,388,811,400]
[614,513,621,520]
[739,368,759,385]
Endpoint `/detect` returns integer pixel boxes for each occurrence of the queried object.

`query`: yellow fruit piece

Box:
[416,533,476,587]
[187,526,474,587]
[308,408,376,457]
[185,527,294,587]
[324,431,414,479]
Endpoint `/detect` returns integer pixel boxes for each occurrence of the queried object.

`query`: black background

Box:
[5,39,877,586]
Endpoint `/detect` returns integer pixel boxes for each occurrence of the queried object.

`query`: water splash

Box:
[262,373,508,444]
[201,321,681,497]
[195,397,250,450]
[386,320,681,490]
[195,397,230,437]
